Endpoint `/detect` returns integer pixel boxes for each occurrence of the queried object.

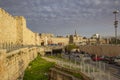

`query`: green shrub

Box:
[65,44,78,52]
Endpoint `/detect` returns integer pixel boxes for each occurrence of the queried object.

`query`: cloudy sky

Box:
[0,0,120,37]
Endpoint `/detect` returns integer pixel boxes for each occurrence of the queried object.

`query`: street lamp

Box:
[113,10,119,44]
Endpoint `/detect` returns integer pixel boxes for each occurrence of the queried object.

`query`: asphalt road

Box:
[62,53,120,80]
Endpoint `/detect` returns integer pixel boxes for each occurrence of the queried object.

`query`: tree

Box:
[65,44,78,54]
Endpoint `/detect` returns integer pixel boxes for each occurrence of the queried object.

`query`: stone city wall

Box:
[0,8,44,80]
[0,8,78,80]
[35,33,40,45]
[0,8,17,46]
[15,16,24,46]
[39,34,69,46]
[23,27,35,45]
[51,37,69,45]
[0,8,40,50]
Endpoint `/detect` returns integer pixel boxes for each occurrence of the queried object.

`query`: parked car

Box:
[102,56,115,64]
[80,53,91,62]
[91,55,103,61]
[114,56,120,66]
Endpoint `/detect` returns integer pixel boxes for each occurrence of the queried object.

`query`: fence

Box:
[0,42,41,52]
[58,54,120,80]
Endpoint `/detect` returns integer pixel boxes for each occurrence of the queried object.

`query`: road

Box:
[62,53,120,80]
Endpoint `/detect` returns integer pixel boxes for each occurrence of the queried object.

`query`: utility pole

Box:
[113,10,119,44]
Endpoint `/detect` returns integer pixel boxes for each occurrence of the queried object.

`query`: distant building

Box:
[88,34,109,45]
[39,33,54,46]
[39,33,69,46]
[69,32,109,45]
[69,30,85,45]
[91,34,100,39]
[39,32,110,46]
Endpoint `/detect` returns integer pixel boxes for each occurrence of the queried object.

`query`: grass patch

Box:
[23,56,55,80]
[65,70,83,79]
[73,73,84,79]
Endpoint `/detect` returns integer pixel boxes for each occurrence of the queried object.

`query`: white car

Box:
[114,56,120,66]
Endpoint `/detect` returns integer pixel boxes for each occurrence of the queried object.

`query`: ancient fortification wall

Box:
[51,37,69,45]
[0,8,39,49]
[35,33,40,45]
[23,28,35,45]
[0,8,42,80]
[0,8,17,45]
[15,16,24,46]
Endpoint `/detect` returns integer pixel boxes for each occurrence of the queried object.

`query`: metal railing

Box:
[61,53,120,80]
[0,44,41,52]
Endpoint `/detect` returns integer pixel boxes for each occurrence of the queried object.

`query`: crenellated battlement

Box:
[14,16,26,21]
[0,8,14,20]
[0,8,26,25]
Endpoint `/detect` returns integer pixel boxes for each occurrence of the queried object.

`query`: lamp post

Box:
[113,10,119,44]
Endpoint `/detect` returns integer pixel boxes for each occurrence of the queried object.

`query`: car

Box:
[114,56,120,66]
[102,56,115,64]
[91,55,103,61]
[83,54,91,62]
[92,56,103,61]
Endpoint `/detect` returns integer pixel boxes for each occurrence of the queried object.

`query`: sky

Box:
[0,0,120,37]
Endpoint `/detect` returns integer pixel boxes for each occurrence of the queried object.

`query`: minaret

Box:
[74,30,78,41]
[75,30,77,36]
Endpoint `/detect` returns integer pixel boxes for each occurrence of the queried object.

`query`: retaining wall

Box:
[0,47,44,80]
